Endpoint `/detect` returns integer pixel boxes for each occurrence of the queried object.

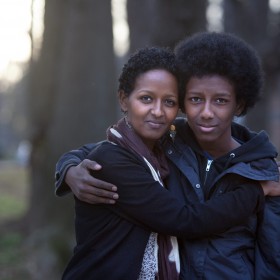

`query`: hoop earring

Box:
[123,111,132,129]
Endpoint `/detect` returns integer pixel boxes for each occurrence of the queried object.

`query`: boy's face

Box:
[183,75,243,155]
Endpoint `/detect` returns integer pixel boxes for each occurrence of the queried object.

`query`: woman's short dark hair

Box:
[118,47,179,95]
[175,32,264,116]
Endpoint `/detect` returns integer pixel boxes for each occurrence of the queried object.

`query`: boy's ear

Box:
[235,101,245,117]
[119,90,128,112]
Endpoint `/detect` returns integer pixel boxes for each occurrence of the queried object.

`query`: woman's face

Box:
[120,69,179,150]
[183,75,243,156]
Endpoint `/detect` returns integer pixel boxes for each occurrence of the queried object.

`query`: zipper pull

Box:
[206,159,213,171]
[203,159,213,189]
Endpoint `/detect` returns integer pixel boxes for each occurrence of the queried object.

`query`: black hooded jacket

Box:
[163,118,280,280]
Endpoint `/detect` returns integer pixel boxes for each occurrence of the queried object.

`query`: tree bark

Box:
[26,0,116,277]
[223,0,270,131]
[127,0,207,52]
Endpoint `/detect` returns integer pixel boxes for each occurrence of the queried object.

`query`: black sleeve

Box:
[55,143,98,196]
[88,142,265,239]
[255,196,280,279]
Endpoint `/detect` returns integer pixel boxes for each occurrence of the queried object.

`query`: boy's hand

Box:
[65,159,119,204]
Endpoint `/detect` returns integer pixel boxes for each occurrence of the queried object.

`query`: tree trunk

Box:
[26,0,116,277]
[223,0,270,132]
[127,0,207,52]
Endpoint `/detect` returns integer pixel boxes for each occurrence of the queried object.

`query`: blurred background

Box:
[0,0,279,279]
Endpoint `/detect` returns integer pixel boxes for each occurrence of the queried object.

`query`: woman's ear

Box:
[119,90,128,112]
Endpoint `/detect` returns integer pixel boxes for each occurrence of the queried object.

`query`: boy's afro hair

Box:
[175,32,264,115]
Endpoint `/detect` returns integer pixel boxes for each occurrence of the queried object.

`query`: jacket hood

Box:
[230,122,278,162]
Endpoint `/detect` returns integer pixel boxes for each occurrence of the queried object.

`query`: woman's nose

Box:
[151,102,163,117]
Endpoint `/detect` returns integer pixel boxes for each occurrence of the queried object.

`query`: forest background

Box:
[0,0,280,279]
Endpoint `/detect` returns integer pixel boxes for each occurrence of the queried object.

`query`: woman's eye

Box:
[140,96,152,103]
[165,99,177,107]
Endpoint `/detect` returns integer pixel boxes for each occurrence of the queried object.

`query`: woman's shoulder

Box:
[87,140,143,165]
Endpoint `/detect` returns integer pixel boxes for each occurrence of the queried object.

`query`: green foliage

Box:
[0,232,31,280]
[0,233,22,264]
[0,194,27,220]
[0,163,28,221]
[0,163,30,279]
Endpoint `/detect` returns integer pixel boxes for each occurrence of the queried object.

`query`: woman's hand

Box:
[261,180,280,196]
[261,162,280,196]
[65,159,119,204]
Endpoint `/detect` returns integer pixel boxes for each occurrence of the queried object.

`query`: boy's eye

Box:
[190,97,203,103]
[216,98,228,104]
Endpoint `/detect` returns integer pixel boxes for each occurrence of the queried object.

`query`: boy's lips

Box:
[197,124,216,133]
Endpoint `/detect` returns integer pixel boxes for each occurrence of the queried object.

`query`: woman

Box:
[61,47,265,280]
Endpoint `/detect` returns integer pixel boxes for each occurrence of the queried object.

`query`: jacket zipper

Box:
[204,159,213,186]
